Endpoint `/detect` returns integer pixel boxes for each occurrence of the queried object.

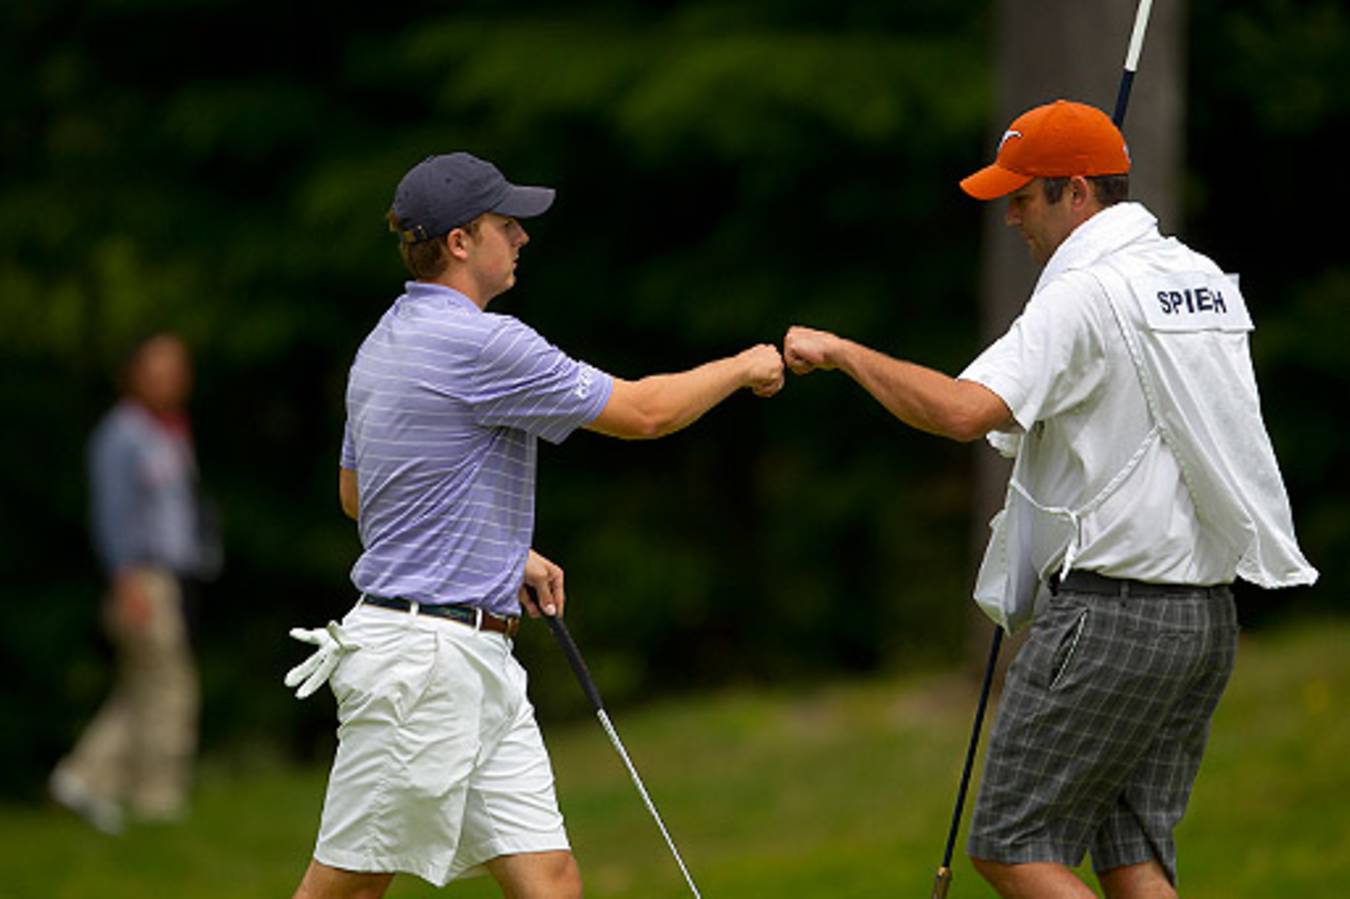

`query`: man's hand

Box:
[519,548,565,618]
[739,344,785,397]
[110,569,151,633]
[783,325,843,375]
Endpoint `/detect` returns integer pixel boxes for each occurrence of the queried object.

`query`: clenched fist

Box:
[783,325,842,375]
[739,343,785,397]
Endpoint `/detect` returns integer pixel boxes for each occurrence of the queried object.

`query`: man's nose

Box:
[516,225,530,247]
[1004,204,1021,227]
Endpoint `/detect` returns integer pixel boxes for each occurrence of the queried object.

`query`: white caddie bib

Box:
[970,203,1316,633]
[1136,272,1252,332]
[1101,259,1317,592]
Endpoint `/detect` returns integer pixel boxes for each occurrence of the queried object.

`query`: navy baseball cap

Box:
[389,152,556,244]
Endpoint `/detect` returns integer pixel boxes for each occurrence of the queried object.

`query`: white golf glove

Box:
[284,621,361,699]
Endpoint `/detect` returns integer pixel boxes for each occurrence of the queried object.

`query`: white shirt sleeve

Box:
[959,272,1108,432]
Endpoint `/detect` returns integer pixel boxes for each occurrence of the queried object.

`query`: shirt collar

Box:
[1034,201,1158,295]
[400,280,481,312]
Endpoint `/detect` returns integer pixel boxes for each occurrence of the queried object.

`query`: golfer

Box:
[783,100,1315,897]
[288,151,783,899]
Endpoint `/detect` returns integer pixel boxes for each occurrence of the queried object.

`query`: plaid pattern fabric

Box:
[967,582,1238,885]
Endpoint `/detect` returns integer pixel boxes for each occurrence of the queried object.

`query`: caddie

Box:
[287,152,784,899]
[782,99,1316,898]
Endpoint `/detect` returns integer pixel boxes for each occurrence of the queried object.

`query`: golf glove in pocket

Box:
[284,621,361,699]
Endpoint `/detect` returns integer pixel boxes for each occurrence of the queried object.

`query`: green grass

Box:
[5,617,1349,897]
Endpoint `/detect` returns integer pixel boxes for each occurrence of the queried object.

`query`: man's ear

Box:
[445,228,470,261]
[1069,175,1093,209]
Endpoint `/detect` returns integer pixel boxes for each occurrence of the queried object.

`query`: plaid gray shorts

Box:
[967,576,1238,885]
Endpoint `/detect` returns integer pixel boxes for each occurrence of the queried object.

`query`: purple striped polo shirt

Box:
[340,282,614,617]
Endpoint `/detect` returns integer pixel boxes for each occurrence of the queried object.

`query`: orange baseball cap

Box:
[959,100,1131,200]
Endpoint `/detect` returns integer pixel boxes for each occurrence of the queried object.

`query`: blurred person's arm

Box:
[110,568,152,631]
[339,468,358,520]
[89,423,147,574]
[89,422,155,629]
[586,344,783,440]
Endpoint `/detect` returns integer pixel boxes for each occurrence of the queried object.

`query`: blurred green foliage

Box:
[2,0,1344,796]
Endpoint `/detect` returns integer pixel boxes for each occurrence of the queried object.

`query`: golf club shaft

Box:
[597,709,703,898]
[943,626,1003,867]
[1114,0,1154,127]
[544,613,703,898]
[931,625,1003,899]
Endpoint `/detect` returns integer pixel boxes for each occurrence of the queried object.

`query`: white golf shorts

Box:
[313,601,569,886]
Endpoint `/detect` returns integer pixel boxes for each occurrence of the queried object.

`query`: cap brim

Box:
[493,185,555,219]
[959,164,1033,201]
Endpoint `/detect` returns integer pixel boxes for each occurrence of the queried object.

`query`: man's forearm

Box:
[339,468,359,520]
[588,345,782,440]
[598,356,747,439]
[832,339,958,437]
[827,339,1009,443]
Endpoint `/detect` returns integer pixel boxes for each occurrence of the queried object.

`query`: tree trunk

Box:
[967,0,1186,674]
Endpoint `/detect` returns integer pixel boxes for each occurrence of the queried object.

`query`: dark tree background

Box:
[2,0,1344,798]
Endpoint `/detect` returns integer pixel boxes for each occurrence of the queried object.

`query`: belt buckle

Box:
[474,607,484,631]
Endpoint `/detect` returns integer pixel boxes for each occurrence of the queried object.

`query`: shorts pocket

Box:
[1047,607,1089,691]
[331,624,437,725]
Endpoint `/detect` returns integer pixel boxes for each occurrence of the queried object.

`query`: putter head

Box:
[931,866,952,899]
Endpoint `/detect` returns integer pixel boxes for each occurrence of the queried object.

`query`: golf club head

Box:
[931,866,952,898]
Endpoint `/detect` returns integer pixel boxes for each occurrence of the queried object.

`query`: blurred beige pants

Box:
[56,568,199,817]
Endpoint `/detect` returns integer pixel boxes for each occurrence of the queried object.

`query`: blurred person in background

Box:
[49,333,221,833]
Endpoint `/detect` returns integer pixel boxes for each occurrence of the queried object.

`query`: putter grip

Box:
[546,615,607,712]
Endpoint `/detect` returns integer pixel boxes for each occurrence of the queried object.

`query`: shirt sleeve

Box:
[959,272,1108,431]
[88,421,146,573]
[470,316,615,444]
[340,418,356,469]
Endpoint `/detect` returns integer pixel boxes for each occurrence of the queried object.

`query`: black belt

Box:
[1049,570,1231,599]
[360,595,520,637]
